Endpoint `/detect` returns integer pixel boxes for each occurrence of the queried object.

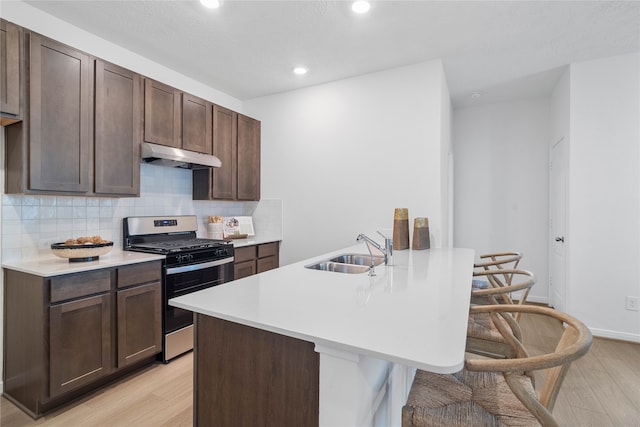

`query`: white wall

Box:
[567,52,640,341]
[453,98,551,302]
[244,60,450,265]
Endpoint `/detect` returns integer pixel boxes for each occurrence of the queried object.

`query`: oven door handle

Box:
[165,256,234,275]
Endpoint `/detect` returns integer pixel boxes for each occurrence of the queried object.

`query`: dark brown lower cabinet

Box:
[194,314,319,427]
[49,293,112,398]
[3,260,162,419]
[233,245,258,279]
[233,241,280,280]
[117,281,162,367]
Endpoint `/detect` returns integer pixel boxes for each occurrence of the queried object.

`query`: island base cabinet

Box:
[194,314,320,427]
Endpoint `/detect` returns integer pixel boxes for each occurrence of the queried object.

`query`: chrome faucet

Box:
[356,232,393,276]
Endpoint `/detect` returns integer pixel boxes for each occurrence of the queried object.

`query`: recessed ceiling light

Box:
[293,67,308,75]
[200,0,222,9]
[352,1,371,14]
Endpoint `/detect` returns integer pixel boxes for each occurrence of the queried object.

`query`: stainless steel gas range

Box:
[123,215,234,362]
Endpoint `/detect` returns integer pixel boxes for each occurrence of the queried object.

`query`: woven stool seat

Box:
[403,305,592,427]
[403,369,540,426]
[468,311,507,342]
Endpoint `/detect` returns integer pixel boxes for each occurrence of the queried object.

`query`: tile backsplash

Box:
[1,163,282,262]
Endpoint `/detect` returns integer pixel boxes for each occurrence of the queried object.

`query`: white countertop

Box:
[229,235,281,248]
[2,249,165,277]
[170,245,475,373]
[1,236,280,277]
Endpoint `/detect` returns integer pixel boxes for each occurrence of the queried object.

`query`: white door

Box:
[549,137,567,310]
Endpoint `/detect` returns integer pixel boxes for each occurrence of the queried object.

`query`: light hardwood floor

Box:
[1,314,639,426]
[0,353,193,427]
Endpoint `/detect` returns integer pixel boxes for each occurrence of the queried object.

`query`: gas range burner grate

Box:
[130,238,227,253]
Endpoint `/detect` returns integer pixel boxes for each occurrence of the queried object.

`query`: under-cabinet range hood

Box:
[141,142,222,169]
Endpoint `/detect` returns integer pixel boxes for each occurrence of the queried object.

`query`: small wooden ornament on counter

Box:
[412,217,431,250]
[393,208,410,250]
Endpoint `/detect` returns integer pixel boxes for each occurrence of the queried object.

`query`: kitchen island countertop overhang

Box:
[170,245,475,373]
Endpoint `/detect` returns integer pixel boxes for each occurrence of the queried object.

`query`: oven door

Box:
[164,257,234,334]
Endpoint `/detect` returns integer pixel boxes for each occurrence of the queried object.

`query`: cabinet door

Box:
[94,60,141,196]
[182,93,212,154]
[212,104,237,199]
[117,281,162,367]
[49,293,112,397]
[257,242,280,274]
[237,114,260,201]
[192,104,237,200]
[144,78,181,148]
[234,260,256,280]
[257,256,278,274]
[0,19,21,121]
[28,33,91,192]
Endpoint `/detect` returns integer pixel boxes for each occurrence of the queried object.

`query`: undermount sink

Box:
[329,254,385,267]
[304,261,370,274]
[304,253,385,274]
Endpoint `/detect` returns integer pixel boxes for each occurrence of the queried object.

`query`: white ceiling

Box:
[22,0,640,107]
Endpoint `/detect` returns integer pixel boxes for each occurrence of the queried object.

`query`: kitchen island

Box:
[170,245,474,426]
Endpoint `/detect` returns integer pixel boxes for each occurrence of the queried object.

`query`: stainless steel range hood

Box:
[141,142,221,169]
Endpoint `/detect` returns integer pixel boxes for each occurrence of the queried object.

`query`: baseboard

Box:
[589,327,640,344]
[509,294,639,344]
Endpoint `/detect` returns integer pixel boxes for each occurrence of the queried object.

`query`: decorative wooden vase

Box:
[412,217,431,250]
[393,208,410,250]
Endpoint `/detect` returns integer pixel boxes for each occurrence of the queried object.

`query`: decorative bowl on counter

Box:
[51,241,114,262]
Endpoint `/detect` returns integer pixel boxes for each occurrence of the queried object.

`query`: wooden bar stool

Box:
[467,269,536,358]
[472,251,523,291]
[403,305,593,427]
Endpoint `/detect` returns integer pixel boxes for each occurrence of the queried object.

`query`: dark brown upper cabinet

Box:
[1,19,21,125]
[182,93,213,154]
[212,105,238,199]
[6,32,92,194]
[94,60,142,196]
[193,109,260,201]
[143,78,181,148]
[5,30,142,197]
[144,79,214,155]
[237,114,261,201]
[192,105,237,200]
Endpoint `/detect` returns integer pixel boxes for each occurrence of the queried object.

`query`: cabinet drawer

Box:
[258,242,279,258]
[117,261,162,289]
[50,270,111,303]
[234,246,257,263]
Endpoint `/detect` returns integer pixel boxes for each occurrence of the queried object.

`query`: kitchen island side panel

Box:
[194,314,319,427]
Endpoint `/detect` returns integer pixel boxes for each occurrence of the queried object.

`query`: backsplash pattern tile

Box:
[0,164,281,262]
